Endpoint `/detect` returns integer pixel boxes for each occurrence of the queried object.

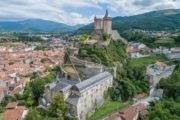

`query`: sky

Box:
[0,0,180,25]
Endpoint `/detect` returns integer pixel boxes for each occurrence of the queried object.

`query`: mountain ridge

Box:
[0,19,84,33]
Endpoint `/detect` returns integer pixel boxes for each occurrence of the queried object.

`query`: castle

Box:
[94,9,112,35]
[92,9,112,40]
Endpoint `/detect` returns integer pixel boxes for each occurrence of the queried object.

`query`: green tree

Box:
[25,109,42,120]
[80,34,88,41]
[30,79,45,103]
[103,32,109,41]
[174,35,180,46]
[48,93,69,118]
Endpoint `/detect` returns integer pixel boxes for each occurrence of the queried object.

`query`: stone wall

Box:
[76,76,113,120]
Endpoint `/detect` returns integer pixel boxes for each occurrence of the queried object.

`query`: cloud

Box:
[0,0,179,25]
[106,0,180,16]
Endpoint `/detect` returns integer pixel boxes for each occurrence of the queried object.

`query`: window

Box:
[84,104,87,108]
[96,89,98,92]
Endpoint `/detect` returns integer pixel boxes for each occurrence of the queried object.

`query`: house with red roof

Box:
[2,102,28,120]
[105,104,148,120]
[133,93,148,103]
[145,61,175,87]
[0,87,8,103]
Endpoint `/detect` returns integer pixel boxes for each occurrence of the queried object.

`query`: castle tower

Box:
[103,9,112,35]
[94,16,103,30]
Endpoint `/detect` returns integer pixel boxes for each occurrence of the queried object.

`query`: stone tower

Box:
[94,16,103,30]
[103,9,112,35]
[94,9,112,35]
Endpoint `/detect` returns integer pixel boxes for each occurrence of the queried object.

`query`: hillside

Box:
[77,9,180,34]
[0,19,84,33]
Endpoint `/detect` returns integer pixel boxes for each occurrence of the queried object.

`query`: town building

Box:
[145,61,175,87]
[165,47,180,60]
[152,46,171,55]
[166,52,180,60]
[0,44,64,102]
[2,102,28,120]
[126,42,148,53]
[105,103,148,120]
[129,52,150,59]
[126,42,149,58]
[44,72,113,120]
[133,93,148,103]
[154,88,164,98]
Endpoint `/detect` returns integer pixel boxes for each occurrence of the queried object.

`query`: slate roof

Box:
[73,72,112,93]
[47,79,78,93]
[66,96,80,106]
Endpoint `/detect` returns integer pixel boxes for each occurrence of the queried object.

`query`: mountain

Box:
[0,19,84,33]
[77,9,180,34]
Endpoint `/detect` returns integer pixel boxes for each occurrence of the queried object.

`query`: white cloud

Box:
[0,0,179,25]
[106,0,180,16]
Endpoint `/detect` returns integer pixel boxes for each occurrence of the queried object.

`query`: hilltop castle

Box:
[91,9,112,40]
[90,9,127,44]
[94,9,112,35]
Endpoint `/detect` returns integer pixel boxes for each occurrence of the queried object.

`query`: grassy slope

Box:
[87,101,129,120]
[78,40,127,67]
[129,55,167,68]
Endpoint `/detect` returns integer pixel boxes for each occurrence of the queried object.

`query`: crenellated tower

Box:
[94,9,112,35]
[103,9,112,35]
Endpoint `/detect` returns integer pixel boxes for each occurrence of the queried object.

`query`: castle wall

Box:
[76,76,113,120]
[103,18,112,34]
[94,19,103,30]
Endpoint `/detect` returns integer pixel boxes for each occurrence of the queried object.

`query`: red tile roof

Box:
[2,106,27,120]
[9,87,22,97]
[119,106,138,120]
[134,103,146,112]
[155,61,168,67]
[104,113,120,120]
[133,93,148,100]
[5,102,18,109]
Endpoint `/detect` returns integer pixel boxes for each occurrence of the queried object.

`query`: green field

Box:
[64,66,79,74]
[129,55,167,68]
[154,39,175,44]
[87,101,129,120]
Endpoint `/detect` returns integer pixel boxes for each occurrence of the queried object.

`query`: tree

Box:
[103,32,109,41]
[25,109,42,120]
[26,97,34,107]
[30,79,45,103]
[48,93,68,118]
[174,36,180,46]
[80,34,88,41]
[30,72,39,79]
